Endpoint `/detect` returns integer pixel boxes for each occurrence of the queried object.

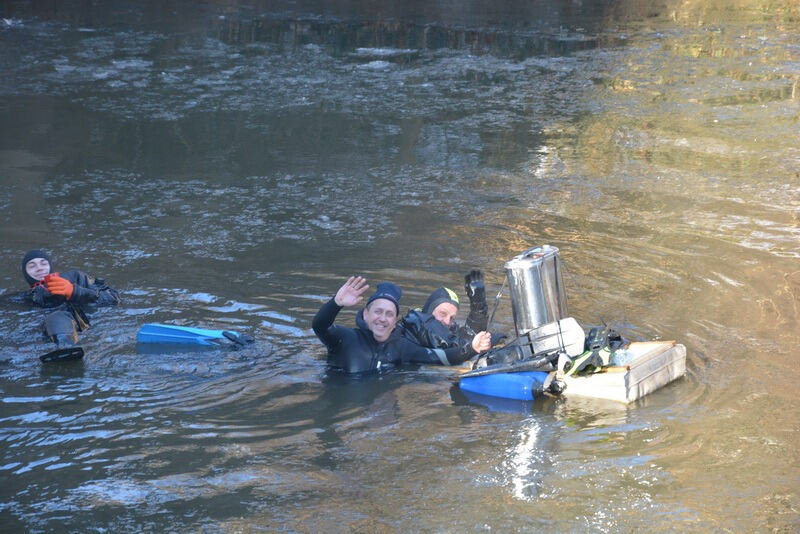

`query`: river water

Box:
[0,0,798,531]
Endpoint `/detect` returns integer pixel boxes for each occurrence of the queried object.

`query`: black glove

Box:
[464,269,488,333]
[464,269,485,304]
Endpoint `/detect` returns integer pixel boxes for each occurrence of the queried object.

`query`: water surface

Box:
[1,0,798,531]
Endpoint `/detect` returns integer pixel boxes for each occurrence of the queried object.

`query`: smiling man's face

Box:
[362,298,397,342]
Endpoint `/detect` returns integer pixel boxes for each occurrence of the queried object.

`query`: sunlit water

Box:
[1,1,798,531]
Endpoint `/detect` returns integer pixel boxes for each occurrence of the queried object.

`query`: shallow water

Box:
[1,0,798,531]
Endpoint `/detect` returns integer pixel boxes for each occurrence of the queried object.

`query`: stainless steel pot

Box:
[504,245,569,336]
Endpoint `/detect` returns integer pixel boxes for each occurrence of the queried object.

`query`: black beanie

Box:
[422,287,460,314]
[366,282,402,314]
[21,249,52,286]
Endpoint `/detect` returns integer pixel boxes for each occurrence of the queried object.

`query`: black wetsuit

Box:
[17,269,120,344]
[398,287,493,362]
[312,298,472,373]
[399,310,478,361]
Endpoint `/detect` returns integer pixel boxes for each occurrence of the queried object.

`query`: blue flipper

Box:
[137,323,253,346]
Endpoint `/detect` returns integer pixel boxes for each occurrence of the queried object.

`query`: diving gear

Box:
[22,266,120,363]
[22,249,52,286]
[313,297,472,373]
[462,351,559,378]
[40,332,84,363]
[421,286,459,315]
[476,317,585,367]
[137,323,255,347]
[52,333,78,348]
[565,325,628,376]
[464,269,489,333]
[40,346,84,363]
[401,310,473,357]
[45,273,75,300]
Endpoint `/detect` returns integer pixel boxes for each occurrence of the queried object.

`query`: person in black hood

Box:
[312,276,476,374]
[399,270,503,362]
[18,249,121,352]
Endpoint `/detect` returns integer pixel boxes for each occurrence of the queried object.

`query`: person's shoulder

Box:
[330,322,360,340]
[60,269,91,282]
[391,325,433,347]
[401,308,431,324]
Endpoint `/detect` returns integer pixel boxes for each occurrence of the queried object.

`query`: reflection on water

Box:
[1,0,799,531]
[211,17,619,60]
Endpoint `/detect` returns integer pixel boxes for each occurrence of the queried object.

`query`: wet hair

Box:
[21,249,52,286]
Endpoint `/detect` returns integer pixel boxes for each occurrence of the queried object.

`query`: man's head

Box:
[422,287,460,327]
[363,282,402,342]
[22,249,52,286]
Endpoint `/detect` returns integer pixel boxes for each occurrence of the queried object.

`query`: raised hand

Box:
[464,269,485,300]
[334,276,370,307]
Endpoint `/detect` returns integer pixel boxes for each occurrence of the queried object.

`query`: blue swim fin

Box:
[136,323,253,346]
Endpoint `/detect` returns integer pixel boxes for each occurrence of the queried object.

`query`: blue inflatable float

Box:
[459,370,550,401]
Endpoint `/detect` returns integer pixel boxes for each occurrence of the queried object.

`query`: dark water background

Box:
[1,0,798,531]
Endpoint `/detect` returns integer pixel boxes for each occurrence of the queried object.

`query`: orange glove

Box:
[45,273,74,300]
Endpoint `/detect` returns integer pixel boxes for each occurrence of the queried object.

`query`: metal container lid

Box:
[504,245,559,269]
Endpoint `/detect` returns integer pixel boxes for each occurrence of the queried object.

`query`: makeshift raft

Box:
[459,341,686,404]
[458,245,687,404]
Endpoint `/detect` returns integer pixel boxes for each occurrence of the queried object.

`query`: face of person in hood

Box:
[431,302,458,327]
[25,257,51,282]
[362,298,398,342]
